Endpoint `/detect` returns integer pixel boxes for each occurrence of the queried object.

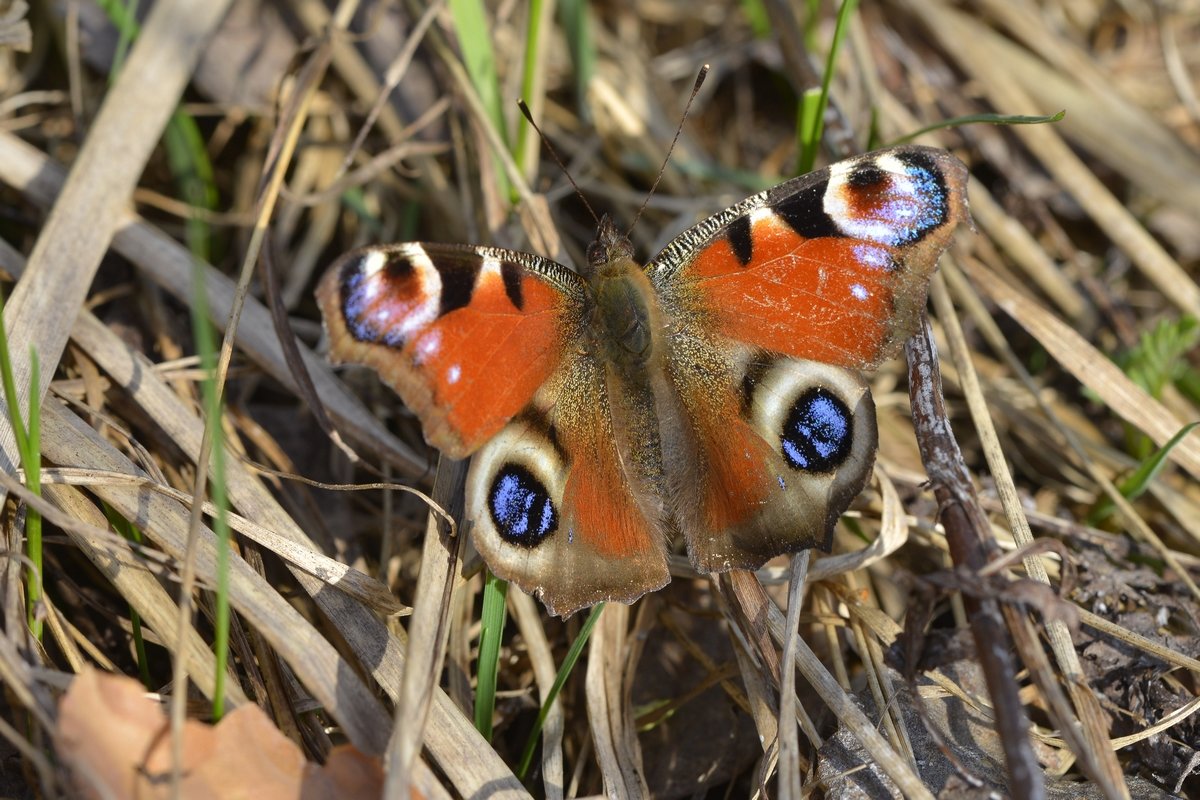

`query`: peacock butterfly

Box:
[316,145,970,616]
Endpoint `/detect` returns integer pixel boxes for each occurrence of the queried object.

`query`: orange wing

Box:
[316,243,585,459]
[650,146,970,369]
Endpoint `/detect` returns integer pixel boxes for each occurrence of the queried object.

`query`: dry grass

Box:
[1,0,1199,797]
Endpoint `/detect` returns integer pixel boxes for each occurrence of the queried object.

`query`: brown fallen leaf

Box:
[54,668,384,800]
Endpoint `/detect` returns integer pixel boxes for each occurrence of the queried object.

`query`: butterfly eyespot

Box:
[780,387,853,472]
[825,151,950,248]
[338,246,441,347]
[488,464,559,547]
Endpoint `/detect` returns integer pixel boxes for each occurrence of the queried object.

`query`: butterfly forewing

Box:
[649,146,970,369]
[316,243,586,459]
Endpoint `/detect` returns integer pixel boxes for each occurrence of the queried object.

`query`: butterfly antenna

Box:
[627,64,710,238]
[518,100,601,227]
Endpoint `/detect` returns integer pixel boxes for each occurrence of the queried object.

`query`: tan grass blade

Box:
[509,591,565,799]
[898,0,1200,318]
[586,604,649,798]
[776,552,810,800]
[726,612,781,795]
[0,132,425,476]
[387,457,467,795]
[0,0,232,487]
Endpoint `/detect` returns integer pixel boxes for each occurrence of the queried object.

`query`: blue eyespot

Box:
[893,160,946,245]
[781,388,853,472]
[340,268,376,341]
[839,153,948,247]
[489,465,558,547]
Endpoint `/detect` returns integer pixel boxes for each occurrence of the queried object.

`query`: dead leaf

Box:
[54,668,383,799]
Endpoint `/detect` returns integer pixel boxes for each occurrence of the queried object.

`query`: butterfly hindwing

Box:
[465,348,671,616]
[665,340,878,572]
[316,243,585,459]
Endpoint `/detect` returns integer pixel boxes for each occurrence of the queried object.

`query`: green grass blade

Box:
[796,88,821,168]
[25,349,38,481]
[475,571,508,740]
[516,602,605,780]
[449,0,506,143]
[207,404,230,720]
[0,290,42,639]
[558,0,595,122]
[23,349,41,638]
[106,0,228,712]
[110,0,140,76]
[449,0,512,199]
[188,257,231,719]
[163,113,218,262]
[888,111,1066,145]
[796,0,858,174]
[1087,422,1200,526]
[173,108,226,714]
[155,59,226,717]
[865,107,882,151]
[514,0,547,176]
[0,292,29,457]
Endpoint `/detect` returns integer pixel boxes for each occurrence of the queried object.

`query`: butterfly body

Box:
[318,145,970,616]
[581,221,661,371]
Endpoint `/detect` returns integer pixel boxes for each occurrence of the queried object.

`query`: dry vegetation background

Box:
[0,0,1199,797]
